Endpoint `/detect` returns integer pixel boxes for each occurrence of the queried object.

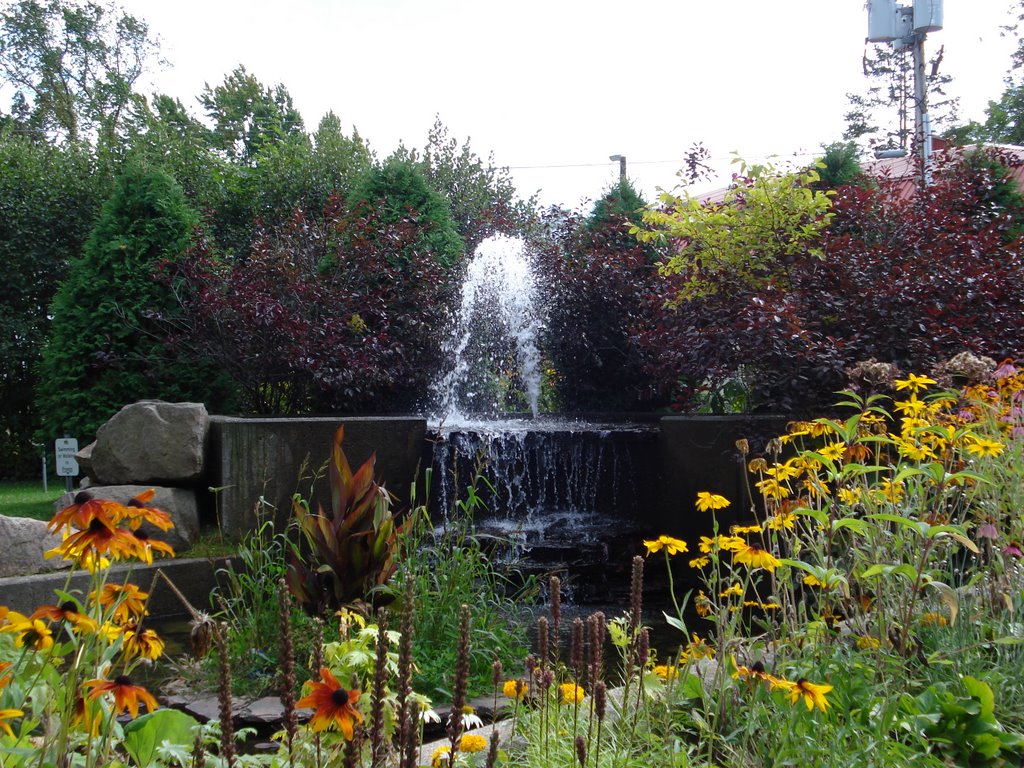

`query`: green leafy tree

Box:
[0,130,106,476]
[199,65,304,164]
[349,155,464,267]
[634,159,834,301]
[811,141,865,190]
[0,0,158,143]
[844,43,957,151]
[397,117,532,252]
[36,163,232,442]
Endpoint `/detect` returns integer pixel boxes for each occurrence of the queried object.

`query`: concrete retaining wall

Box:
[208,416,427,540]
[0,557,236,618]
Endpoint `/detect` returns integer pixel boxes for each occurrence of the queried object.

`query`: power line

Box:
[505,151,823,171]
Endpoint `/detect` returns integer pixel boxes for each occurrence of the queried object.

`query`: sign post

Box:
[54,437,79,493]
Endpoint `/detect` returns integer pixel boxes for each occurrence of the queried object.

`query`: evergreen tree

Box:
[36,163,232,442]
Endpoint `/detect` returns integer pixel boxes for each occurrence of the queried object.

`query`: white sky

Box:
[119,0,1019,210]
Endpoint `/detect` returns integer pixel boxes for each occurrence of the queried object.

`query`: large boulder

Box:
[54,486,200,552]
[0,516,71,577]
[92,401,209,485]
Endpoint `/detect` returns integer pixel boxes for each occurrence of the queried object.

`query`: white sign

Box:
[55,438,79,477]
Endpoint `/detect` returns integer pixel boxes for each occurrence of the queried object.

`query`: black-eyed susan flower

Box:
[695,492,730,512]
[966,436,1005,457]
[93,582,150,624]
[130,530,175,564]
[559,682,585,704]
[732,542,781,572]
[121,625,165,661]
[685,634,714,660]
[71,695,103,737]
[766,512,796,531]
[459,733,488,753]
[688,555,709,569]
[296,666,363,738]
[31,601,98,634]
[643,535,687,556]
[784,678,833,712]
[84,675,159,719]
[0,612,54,651]
[502,678,528,700]
[121,490,174,531]
[0,707,23,738]
[895,373,937,393]
[46,513,139,563]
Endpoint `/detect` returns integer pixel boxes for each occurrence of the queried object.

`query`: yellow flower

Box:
[877,478,905,503]
[121,626,165,661]
[0,612,54,651]
[688,556,709,569]
[731,524,762,535]
[431,745,451,767]
[818,442,846,461]
[643,535,688,556]
[803,574,832,590]
[855,635,881,650]
[720,583,743,598]
[459,734,489,753]
[732,543,781,572]
[653,664,679,680]
[966,436,1005,457]
[685,634,714,660]
[718,535,746,552]
[895,373,937,393]
[921,611,948,627]
[695,492,731,512]
[502,679,528,700]
[559,682,585,704]
[767,512,796,531]
[0,708,22,738]
[784,678,833,712]
[744,600,780,610]
[894,437,935,462]
[755,477,791,500]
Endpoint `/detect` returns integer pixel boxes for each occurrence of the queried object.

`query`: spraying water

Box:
[431,234,543,425]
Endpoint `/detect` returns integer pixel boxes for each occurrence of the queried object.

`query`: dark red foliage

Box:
[636,150,1024,413]
[534,207,666,411]
[169,195,456,414]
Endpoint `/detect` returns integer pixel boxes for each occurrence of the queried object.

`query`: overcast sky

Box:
[120,0,1019,210]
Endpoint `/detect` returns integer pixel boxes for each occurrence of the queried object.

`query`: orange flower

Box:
[296,667,364,738]
[130,530,175,564]
[0,611,54,651]
[31,601,98,634]
[84,675,159,719]
[93,583,149,624]
[121,490,175,532]
[46,512,139,563]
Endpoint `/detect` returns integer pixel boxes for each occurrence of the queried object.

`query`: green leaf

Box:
[681,672,704,700]
[962,676,995,718]
[663,612,688,635]
[925,581,959,626]
[123,708,200,767]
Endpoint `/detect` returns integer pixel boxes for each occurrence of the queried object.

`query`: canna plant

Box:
[287,425,405,613]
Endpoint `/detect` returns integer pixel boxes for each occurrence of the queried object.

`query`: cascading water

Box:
[429,235,657,603]
[431,234,543,424]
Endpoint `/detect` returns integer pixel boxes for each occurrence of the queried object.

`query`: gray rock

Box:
[54,485,200,552]
[76,441,97,482]
[0,515,71,577]
[92,401,209,485]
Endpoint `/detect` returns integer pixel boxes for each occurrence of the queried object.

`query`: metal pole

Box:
[911,31,929,184]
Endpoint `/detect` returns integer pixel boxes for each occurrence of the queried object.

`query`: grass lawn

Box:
[0,480,65,521]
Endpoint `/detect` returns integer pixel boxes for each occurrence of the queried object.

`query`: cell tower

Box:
[866,0,944,180]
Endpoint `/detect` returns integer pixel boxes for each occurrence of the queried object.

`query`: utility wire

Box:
[506,151,822,171]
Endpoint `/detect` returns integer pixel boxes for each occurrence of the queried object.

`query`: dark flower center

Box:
[114,675,133,686]
[331,687,350,706]
[127,498,144,508]
[59,601,77,614]
[87,518,108,533]
[135,530,150,541]
[74,491,93,505]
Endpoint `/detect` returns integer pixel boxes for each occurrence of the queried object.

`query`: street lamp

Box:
[609,154,626,181]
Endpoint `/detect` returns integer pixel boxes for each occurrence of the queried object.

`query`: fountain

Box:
[428,235,658,603]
